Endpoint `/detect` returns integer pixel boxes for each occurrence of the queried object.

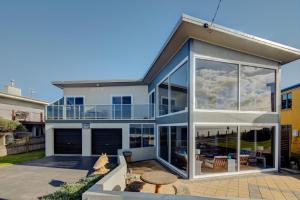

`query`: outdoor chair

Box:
[240,155,250,165]
[204,156,227,169]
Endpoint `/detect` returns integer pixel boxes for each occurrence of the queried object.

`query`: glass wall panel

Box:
[195,59,238,110]
[170,63,188,113]
[158,79,169,115]
[130,124,142,148]
[142,124,155,147]
[171,126,188,172]
[195,126,238,175]
[149,92,155,118]
[159,126,169,162]
[240,126,275,170]
[240,66,276,112]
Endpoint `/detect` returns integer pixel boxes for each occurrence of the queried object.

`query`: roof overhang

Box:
[143,14,300,83]
[0,92,48,105]
[52,80,146,89]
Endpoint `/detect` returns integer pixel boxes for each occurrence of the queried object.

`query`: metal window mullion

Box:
[141,124,143,148]
[168,126,171,163]
[237,126,241,172]
[168,77,171,114]
[238,64,241,111]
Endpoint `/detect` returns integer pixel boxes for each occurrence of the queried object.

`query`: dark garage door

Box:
[92,128,122,155]
[54,129,82,154]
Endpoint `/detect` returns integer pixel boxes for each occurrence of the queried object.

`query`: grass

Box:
[0,150,45,167]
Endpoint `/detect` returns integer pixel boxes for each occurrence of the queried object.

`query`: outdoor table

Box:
[140,171,177,193]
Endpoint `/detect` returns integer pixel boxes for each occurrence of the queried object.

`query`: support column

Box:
[82,128,91,156]
[45,125,54,156]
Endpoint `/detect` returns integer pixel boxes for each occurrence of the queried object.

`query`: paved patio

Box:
[0,156,99,200]
[128,160,300,200]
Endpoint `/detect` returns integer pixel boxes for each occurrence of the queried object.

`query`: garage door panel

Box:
[92,129,122,155]
[54,129,82,154]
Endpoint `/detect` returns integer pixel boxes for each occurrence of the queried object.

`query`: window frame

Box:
[192,122,279,179]
[129,123,155,148]
[156,57,189,118]
[193,54,278,114]
[157,123,189,178]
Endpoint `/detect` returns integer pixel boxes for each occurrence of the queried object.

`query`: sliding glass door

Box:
[159,125,188,175]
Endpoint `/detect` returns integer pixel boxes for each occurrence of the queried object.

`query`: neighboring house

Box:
[281,83,300,167]
[45,15,300,179]
[0,81,48,137]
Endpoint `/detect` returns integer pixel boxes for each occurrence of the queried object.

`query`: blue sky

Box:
[0,0,299,102]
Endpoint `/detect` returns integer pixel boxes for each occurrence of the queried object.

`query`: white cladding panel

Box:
[63,85,148,105]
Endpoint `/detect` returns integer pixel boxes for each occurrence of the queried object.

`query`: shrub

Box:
[0,118,20,132]
[40,174,103,200]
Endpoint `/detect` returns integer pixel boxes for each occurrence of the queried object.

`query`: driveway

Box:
[0,156,99,200]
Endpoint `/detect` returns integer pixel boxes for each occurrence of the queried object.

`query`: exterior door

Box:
[92,128,122,155]
[281,125,291,167]
[54,129,82,154]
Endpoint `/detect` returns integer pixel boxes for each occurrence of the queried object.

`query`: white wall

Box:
[63,85,149,105]
[0,97,45,121]
[46,122,156,161]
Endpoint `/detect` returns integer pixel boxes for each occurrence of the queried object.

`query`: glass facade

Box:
[240,126,275,170]
[195,125,276,176]
[158,79,169,116]
[158,61,188,116]
[170,63,188,113]
[170,126,188,172]
[195,59,276,112]
[195,126,238,175]
[159,125,188,174]
[240,66,276,112]
[195,59,238,110]
[159,126,169,162]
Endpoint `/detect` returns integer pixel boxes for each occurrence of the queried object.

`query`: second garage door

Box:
[92,128,122,155]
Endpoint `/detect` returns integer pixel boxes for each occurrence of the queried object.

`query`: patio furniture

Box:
[227,159,236,172]
[196,160,203,174]
[204,156,227,169]
[140,171,177,193]
[257,156,266,168]
[240,155,250,165]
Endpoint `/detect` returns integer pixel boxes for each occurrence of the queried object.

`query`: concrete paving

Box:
[129,160,300,200]
[0,156,98,200]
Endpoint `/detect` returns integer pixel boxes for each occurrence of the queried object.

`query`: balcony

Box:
[46,104,155,120]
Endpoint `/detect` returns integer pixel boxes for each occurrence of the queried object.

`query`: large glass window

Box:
[159,126,169,162]
[130,124,154,148]
[195,59,238,110]
[112,96,132,119]
[149,91,155,118]
[240,126,275,170]
[195,126,238,175]
[159,125,188,174]
[129,124,142,148]
[240,66,276,112]
[170,63,188,113]
[142,124,155,147]
[66,97,84,119]
[171,126,188,172]
[158,79,169,116]
[157,61,188,116]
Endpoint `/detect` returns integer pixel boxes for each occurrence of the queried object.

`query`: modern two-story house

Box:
[45,15,300,179]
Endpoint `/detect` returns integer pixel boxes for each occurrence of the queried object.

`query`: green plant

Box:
[0,118,20,132]
[15,124,27,132]
[40,174,103,200]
